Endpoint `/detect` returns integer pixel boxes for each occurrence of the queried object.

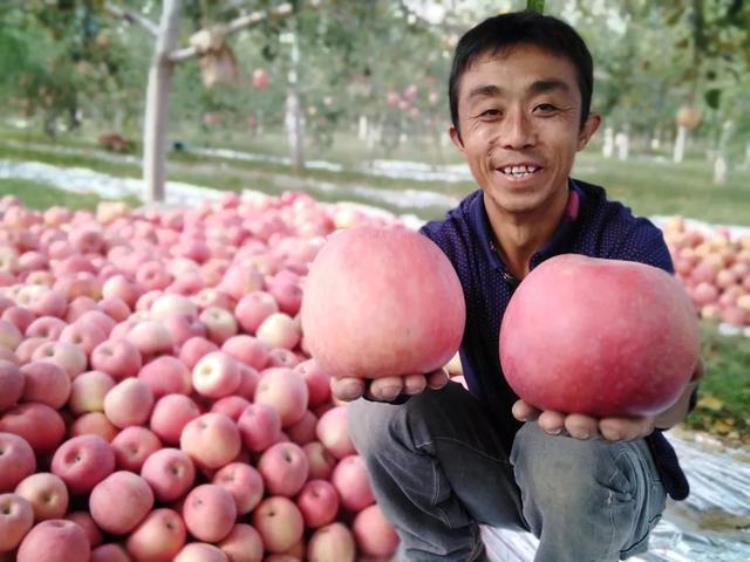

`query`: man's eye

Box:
[479,109,501,119]
[535,103,558,113]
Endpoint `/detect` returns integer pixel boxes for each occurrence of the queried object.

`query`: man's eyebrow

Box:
[467,84,504,102]
[529,79,570,94]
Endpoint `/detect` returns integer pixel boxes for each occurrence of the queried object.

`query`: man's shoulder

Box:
[419,189,482,245]
[574,179,672,271]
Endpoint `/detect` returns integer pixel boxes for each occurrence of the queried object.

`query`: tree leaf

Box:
[527,0,545,14]
[698,394,724,411]
[705,88,721,109]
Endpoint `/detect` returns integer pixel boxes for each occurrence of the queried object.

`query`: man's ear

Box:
[449,125,464,152]
[577,112,601,151]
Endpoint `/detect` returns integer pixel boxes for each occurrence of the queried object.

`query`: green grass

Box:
[684,325,750,444]
[0,178,140,210]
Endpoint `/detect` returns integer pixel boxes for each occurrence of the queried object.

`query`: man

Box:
[332,11,702,562]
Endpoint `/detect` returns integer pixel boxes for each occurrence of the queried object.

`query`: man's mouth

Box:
[497,164,543,179]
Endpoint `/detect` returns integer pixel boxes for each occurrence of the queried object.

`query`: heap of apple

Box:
[0,192,401,562]
[662,217,750,330]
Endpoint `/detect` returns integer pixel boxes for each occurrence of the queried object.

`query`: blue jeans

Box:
[347,382,667,562]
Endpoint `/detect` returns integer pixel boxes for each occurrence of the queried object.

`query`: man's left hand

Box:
[512,399,656,442]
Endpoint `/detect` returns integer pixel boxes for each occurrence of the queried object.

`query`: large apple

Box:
[0,432,36,492]
[50,435,116,494]
[500,255,701,417]
[0,493,34,552]
[301,225,465,378]
[17,519,91,562]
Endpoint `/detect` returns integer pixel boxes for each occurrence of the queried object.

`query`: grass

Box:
[685,325,750,445]
[0,177,140,210]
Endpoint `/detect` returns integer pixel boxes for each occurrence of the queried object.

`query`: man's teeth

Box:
[500,165,539,176]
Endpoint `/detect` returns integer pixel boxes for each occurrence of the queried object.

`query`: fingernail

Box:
[546,428,562,435]
[382,385,401,398]
[342,382,360,395]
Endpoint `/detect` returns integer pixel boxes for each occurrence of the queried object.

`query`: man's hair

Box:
[448,10,594,135]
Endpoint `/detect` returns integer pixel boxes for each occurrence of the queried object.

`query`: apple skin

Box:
[89,471,154,535]
[0,493,34,552]
[150,394,201,445]
[352,504,400,558]
[331,454,376,512]
[0,403,66,453]
[174,542,228,562]
[237,403,281,454]
[0,432,36,492]
[20,361,71,409]
[252,496,305,554]
[182,484,237,543]
[110,426,162,472]
[257,442,309,497]
[14,472,69,521]
[125,508,187,562]
[217,523,264,562]
[140,448,196,503]
[307,522,357,562]
[16,519,91,562]
[68,370,116,415]
[0,360,24,411]
[50,435,116,495]
[180,413,241,470]
[296,479,340,528]
[90,543,132,562]
[65,510,103,548]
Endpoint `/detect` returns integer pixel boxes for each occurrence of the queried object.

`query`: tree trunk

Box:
[143,0,182,203]
[673,125,688,163]
[285,31,305,175]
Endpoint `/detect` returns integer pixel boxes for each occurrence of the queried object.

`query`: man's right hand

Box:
[330,368,450,403]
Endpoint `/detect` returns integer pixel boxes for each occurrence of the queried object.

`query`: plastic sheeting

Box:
[483,431,750,562]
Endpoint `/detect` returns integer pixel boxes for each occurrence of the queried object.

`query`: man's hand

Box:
[330,368,450,403]
[511,400,656,442]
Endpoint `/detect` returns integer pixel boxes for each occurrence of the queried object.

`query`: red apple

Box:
[0,493,34,551]
[180,413,241,470]
[307,522,356,562]
[150,394,201,445]
[141,448,196,503]
[252,496,304,554]
[352,504,400,558]
[255,368,308,427]
[90,471,154,535]
[17,519,91,562]
[218,523,264,562]
[125,508,186,562]
[51,435,116,494]
[20,361,71,409]
[0,360,24,411]
[331,454,375,512]
[15,472,69,520]
[111,426,162,472]
[296,479,339,528]
[237,403,282,453]
[182,484,237,543]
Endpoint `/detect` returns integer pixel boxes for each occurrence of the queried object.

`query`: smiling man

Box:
[334,10,701,562]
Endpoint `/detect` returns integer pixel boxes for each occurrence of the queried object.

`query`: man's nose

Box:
[499,109,536,149]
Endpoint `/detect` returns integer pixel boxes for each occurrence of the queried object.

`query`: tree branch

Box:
[169,2,295,64]
[105,2,159,37]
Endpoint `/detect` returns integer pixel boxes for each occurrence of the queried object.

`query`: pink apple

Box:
[13,337,45,364]
[256,313,300,350]
[64,295,98,322]
[15,472,69,520]
[193,351,241,399]
[68,370,116,415]
[162,313,207,346]
[139,355,192,398]
[234,364,261,401]
[211,396,251,421]
[221,335,270,370]
[70,412,119,442]
[234,292,278,334]
[0,319,23,350]
[199,306,238,345]
[125,508,186,562]
[141,448,196,503]
[331,455,375,512]
[0,403,65,453]
[212,462,264,515]
[193,288,235,311]
[0,433,36,493]
[252,496,304,554]
[180,413,241,470]
[90,471,154,535]
[111,426,162,472]
[17,519,91,562]
[31,340,87,378]
[25,316,66,340]
[287,410,318,446]
[303,442,337,481]
[104,378,155,428]
[98,297,131,323]
[20,361,71,408]
[316,406,355,459]
[255,368,308,427]
[137,263,173,292]
[0,360,24,410]
[59,319,107,355]
[179,336,219,370]
[295,359,331,408]
[237,403,282,453]
[0,493,34,551]
[150,394,201,445]
[218,523,264,562]
[0,311,32,341]
[268,281,302,317]
[257,442,309,497]
[296,479,339,528]
[126,320,174,357]
[182,484,237,543]
[65,510,103,548]
[267,348,300,368]
[219,265,264,301]
[51,435,115,494]
[307,522,356,562]
[175,543,228,562]
[352,504,400,557]
[91,339,143,381]
[91,543,132,562]
[102,275,142,309]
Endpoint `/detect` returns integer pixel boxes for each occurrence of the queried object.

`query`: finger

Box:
[538,410,566,435]
[403,374,428,395]
[599,417,654,442]
[368,376,405,401]
[427,368,449,390]
[512,400,541,422]
[330,377,366,402]
[564,414,599,440]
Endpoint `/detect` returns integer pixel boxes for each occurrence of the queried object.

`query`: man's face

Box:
[450,44,599,216]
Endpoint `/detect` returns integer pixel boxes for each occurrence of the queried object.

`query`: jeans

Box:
[347,382,667,562]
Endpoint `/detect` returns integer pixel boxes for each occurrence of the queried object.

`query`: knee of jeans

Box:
[346,398,403,458]
[512,423,634,514]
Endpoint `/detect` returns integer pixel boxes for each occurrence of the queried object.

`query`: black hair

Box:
[449,10,593,136]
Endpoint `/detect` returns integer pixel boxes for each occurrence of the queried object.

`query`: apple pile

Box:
[0,193,400,562]
[662,217,750,330]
